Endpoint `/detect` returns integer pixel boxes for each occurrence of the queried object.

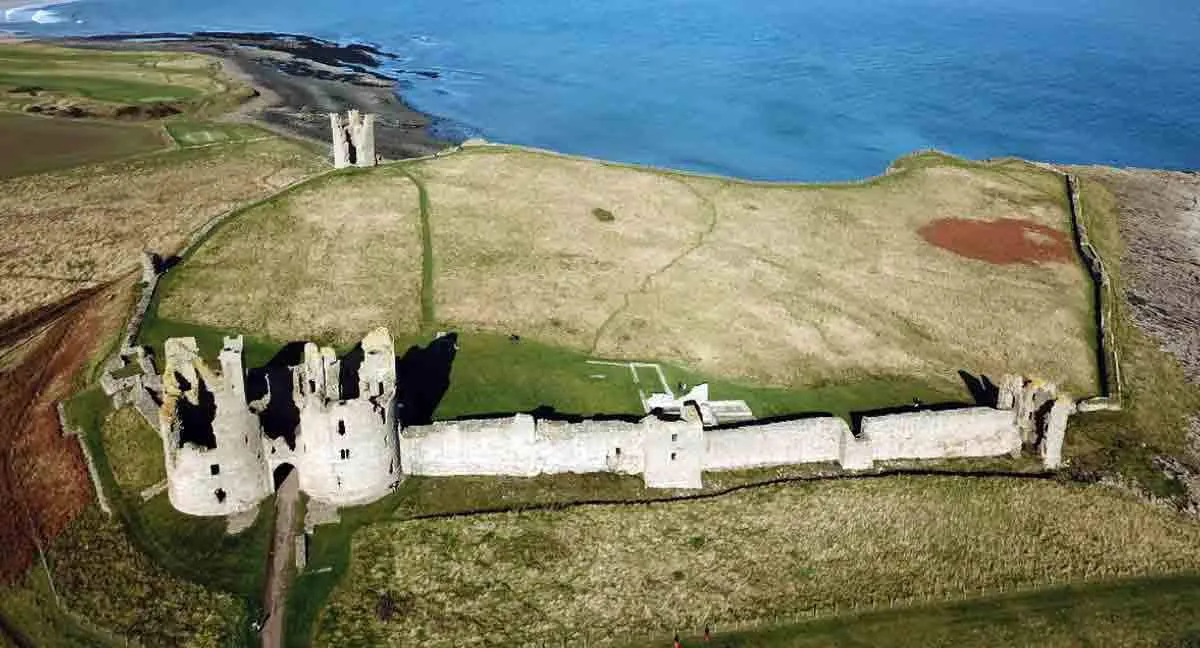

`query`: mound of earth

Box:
[919,217,1072,265]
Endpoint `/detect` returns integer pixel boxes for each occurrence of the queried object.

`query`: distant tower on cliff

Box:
[329,109,377,169]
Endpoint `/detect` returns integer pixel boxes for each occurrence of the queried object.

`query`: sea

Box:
[6,0,1200,181]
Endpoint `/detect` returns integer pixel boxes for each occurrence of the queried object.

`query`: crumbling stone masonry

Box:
[157,328,400,517]
[160,336,272,516]
[330,110,377,169]
[153,327,1079,515]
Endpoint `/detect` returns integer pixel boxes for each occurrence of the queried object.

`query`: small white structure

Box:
[645,383,754,426]
[330,109,377,169]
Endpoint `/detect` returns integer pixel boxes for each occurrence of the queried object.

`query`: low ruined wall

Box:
[860,407,1021,461]
[703,418,846,471]
[1065,173,1123,406]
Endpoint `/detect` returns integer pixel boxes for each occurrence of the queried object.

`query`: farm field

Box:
[315,476,1200,647]
[0,136,325,322]
[0,112,168,178]
[157,147,1099,405]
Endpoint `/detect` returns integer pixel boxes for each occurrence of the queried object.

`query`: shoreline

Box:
[57,32,455,159]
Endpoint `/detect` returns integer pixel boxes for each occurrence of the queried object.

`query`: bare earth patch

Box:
[918,218,1072,265]
[0,282,131,582]
[317,477,1200,647]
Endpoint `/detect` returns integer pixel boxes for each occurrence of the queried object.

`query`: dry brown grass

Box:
[156,167,424,342]
[0,137,325,322]
[158,147,1097,393]
[424,149,1094,392]
[317,477,1200,647]
[414,151,713,348]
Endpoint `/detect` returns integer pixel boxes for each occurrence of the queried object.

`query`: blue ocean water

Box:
[9,0,1200,181]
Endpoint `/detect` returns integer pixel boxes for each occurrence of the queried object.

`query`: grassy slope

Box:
[30,391,273,647]
[314,476,1200,646]
[658,574,1200,648]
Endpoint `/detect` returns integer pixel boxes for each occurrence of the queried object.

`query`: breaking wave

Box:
[3,1,74,24]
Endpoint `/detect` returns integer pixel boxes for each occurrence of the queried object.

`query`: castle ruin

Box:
[150,328,1075,517]
[329,110,377,169]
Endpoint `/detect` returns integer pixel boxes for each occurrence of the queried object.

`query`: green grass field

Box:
[138,315,966,422]
[0,43,245,113]
[0,41,259,180]
[165,120,268,148]
[99,407,166,493]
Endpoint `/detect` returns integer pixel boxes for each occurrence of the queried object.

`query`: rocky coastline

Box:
[64,31,456,159]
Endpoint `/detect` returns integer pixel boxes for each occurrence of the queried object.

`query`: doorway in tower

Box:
[273,463,296,491]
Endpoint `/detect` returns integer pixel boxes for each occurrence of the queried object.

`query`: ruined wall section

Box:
[400,414,707,488]
[159,337,270,517]
[400,414,539,476]
[703,418,847,471]
[294,328,400,505]
[860,407,1021,462]
[536,419,644,475]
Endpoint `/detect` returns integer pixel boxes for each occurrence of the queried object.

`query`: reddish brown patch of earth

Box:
[918,217,1072,265]
[0,281,130,583]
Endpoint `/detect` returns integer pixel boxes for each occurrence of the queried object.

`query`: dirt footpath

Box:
[1079,168,1200,382]
[261,469,300,648]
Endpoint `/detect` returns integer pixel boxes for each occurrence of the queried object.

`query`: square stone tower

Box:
[330,110,377,169]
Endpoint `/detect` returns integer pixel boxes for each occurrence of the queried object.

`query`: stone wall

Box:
[860,407,1022,462]
[151,325,1076,516]
[400,401,1058,488]
[400,414,704,488]
[703,418,846,471]
[400,414,540,476]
